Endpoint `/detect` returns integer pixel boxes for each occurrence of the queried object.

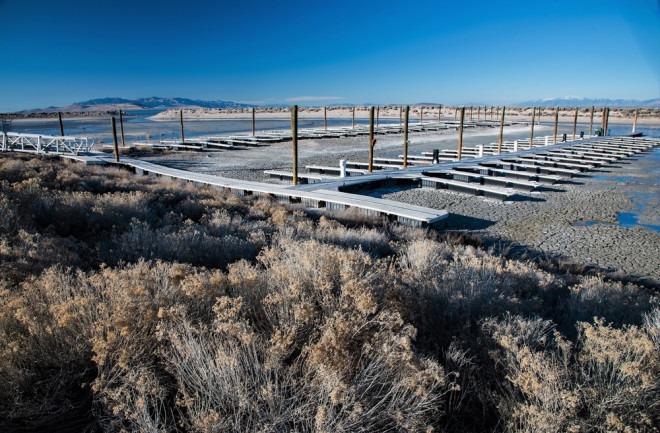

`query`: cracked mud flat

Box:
[385,150,660,284]
[139,126,660,284]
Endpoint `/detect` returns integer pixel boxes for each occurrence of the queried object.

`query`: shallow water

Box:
[573,147,660,232]
[8,109,400,142]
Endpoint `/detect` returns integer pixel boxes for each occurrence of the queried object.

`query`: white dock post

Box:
[37,136,41,153]
[478,145,483,158]
[545,135,549,146]
[513,140,518,152]
[339,160,347,178]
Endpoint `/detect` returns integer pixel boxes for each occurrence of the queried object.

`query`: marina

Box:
[3,123,657,229]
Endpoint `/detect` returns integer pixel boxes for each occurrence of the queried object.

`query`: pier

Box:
[2,126,658,229]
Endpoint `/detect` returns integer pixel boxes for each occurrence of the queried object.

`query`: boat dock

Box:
[2,129,658,229]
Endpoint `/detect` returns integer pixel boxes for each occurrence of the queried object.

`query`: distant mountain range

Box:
[514,96,660,108]
[17,95,660,113]
[21,97,254,113]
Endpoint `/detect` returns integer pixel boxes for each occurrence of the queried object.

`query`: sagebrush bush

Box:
[482,314,660,433]
[1,153,659,432]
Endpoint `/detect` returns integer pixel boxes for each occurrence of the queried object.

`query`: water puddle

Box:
[573,192,660,232]
[574,148,660,232]
[590,175,633,182]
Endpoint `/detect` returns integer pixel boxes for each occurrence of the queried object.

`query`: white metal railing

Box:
[0,132,93,154]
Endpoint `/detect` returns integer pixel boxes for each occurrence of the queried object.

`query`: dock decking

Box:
[6,129,659,229]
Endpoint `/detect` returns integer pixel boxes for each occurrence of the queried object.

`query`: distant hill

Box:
[515,96,660,108]
[128,97,253,109]
[20,97,254,113]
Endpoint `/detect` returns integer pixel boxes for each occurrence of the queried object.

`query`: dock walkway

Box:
[6,129,659,228]
[60,152,448,228]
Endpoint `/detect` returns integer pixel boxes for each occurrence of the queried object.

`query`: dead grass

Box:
[1,152,658,432]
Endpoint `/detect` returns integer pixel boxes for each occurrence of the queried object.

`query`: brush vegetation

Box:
[1,153,658,432]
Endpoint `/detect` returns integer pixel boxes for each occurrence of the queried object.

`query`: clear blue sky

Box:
[0,0,658,111]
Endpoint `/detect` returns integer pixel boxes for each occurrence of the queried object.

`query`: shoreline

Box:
[149,106,660,125]
[5,106,658,126]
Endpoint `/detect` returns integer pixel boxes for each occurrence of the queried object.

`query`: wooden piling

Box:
[252,107,255,136]
[376,106,380,127]
[179,110,185,143]
[399,106,402,127]
[469,106,473,121]
[478,106,480,121]
[368,106,375,173]
[420,106,423,124]
[572,107,578,141]
[403,105,410,168]
[291,105,298,185]
[111,116,119,162]
[119,109,126,147]
[497,106,505,154]
[458,107,465,160]
[529,107,535,148]
[553,107,559,144]
[352,106,355,130]
[633,108,638,133]
[438,105,441,122]
[589,105,594,137]
[324,106,327,131]
[537,106,541,125]
[603,107,610,136]
[58,112,64,136]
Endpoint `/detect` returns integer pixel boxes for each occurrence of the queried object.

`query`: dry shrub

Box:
[312,216,392,256]
[0,267,98,421]
[116,218,263,268]
[482,315,579,433]
[397,238,558,345]
[575,319,659,431]
[566,276,654,327]
[483,314,660,433]
[161,239,450,432]
[2,153,660,432]
[644,306,660,351]
[89,260,227,432]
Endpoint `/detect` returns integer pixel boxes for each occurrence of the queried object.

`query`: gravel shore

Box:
[139,125,660,284]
